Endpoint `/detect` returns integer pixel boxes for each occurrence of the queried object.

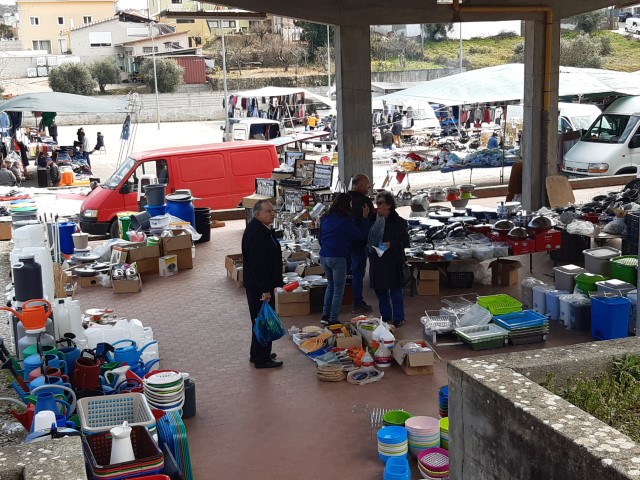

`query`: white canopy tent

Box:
[379,64,640,106]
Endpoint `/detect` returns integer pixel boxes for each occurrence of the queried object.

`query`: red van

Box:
[79,141,280,237]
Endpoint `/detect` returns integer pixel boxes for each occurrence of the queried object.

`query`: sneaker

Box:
[320,316,330,325]
[351,303,374,314]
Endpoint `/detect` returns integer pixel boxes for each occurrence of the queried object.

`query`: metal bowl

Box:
[528,216,554,230]
[493,220,515,233]
[508,227,529,239]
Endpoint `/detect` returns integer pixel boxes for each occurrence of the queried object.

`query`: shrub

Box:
[468,46,491,55]
[599,36,613,56]
[90,58,120,94]
[48,62,97,95]
[560,34,603,68]
[139,58,183,93]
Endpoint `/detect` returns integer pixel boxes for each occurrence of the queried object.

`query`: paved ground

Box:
[69,192,607,479]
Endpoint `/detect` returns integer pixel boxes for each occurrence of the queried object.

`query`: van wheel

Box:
[109,219,119,239]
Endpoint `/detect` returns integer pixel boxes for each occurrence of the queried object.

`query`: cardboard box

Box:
[0,221,11,241]
[326,325,362,349]
[112,276,142,294]
[295,263,324,276]
[393,340,435,375]
[275,289,310,317]
[241,193,276,208]
[416,269,439,296]
[110,246,129,265]
[76,275,101,288]
[489,259,523,287]
[174,248,193,270]
[225,253,244,286]
[161,229,192,253]
[159,255,178,277]
[535,230,562,252]
[134,257,159,276]
[286,251,311,261]
[126,243,161,262]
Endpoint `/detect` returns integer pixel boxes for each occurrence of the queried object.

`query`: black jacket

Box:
[370,210,410,290]
[349,190,375,249]
[242,218,283,294]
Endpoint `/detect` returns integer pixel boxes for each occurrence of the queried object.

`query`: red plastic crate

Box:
[535,230,561,252]
[508,239,536,255]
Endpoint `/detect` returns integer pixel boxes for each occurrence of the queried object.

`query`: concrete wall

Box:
[448,338,640,480]
[0,54,78,79]
[371,68,461,83]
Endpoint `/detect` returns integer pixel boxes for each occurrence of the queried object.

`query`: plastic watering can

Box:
[130,358,160,378]
[108,339,158,366]
[28,392,70,431]
[28,384,76,419]
[0,299,52,333]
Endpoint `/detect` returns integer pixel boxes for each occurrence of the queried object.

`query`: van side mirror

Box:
[120,183,132,194]
[630,134,640,149]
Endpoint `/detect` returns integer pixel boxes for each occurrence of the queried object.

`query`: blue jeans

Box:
[375,288,405,324]
[320,256,347,323]
[83,151,91,167]
[350,247,368,307]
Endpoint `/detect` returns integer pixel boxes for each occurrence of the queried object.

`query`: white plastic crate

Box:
[77,392,155,434]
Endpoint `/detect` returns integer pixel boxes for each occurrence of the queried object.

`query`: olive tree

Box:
[48,62,97,95]
[139,58,183,93]
[90,58,120,94]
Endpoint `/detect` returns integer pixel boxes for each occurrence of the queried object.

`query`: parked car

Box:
[562,96,640,176]
[79,141,280,237]
[619,11,633,23]
[506,102,601,134]
[626,16,640,33]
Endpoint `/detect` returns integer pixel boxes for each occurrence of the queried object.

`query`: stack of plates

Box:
[405,416,440,457]
[439,386,448,418]
[143,370,185,412]
[377,426,408,464]
[417,447,450,479]
[440,418,449,450]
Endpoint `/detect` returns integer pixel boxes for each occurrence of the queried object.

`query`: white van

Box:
[626,17,640,34]
[222,118,282,142]
[506,103,601,133]
[562,96,640,176]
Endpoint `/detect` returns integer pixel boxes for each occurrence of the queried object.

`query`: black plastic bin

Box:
[194,207,211,243]
[37,167,51,188]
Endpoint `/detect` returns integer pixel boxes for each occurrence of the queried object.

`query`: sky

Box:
[0,0,147,8]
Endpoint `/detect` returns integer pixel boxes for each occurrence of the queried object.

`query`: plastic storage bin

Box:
[545,289,569,321]
[575,273,606,294]
[610,256,638,285]
[595,279,636,296]
[521,278,546,309]
[532,284,554,313]
[629,290,637,335]
[570,300,592,331]
[591,296,631,340]
[77,393,155,434]
[553,264,586,292]
[583,246,621,277]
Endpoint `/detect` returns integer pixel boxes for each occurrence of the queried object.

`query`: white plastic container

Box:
[545,289,569,320]
[558,294,573,328]
[583,246,621,277]
[553,264,586,292]
[12,224,46,248]
[532,285,554,314]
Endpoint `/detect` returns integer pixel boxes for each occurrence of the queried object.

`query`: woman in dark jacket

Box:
[319,193,370,325]
[368,191,410,327]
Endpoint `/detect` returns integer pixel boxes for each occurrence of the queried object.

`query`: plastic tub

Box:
[57,222,77,254]
[595,279,635,296]
[591,296,630,340]
[384,457,411,480]
[545,289,569,321]
[558,294,574,328]
[575,273,606,294]
[553,264,586,292]
[144,204,167,217]
[610,256,638,285]
[583,246,620,277]
[532,285,554,313]
[383,410,413,426]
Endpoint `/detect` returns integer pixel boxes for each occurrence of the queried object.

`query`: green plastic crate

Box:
[476,294,522,316]
[610,256,638,285]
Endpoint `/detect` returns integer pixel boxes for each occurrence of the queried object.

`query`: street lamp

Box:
[147,0,160,130]
[206,20,229,136]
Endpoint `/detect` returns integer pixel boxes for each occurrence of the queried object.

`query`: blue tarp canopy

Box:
[0,92,129,113]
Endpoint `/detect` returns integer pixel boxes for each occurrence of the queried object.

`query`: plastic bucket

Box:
[130,211,151,231]
[532,285,553,314]
[143,184,167,206]
[118,216,131,241]
[575,273,605,294]
[570,302,591,331]
[166,199,195,227]
[194,207,211,244]
[558,295,573,328]
[591,296,630,340]
[545,290,569,321]
[58,222,76,254]
[144,204,167,217]
[71,232,89,249]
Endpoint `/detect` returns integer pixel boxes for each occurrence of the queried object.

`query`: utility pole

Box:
[326,24,331,96]
[146,0,160,130]
[221,22,229,135]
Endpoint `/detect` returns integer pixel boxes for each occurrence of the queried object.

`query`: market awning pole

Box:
[221,24,229,136]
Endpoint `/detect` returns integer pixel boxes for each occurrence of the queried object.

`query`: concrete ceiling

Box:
[211,0,619,25]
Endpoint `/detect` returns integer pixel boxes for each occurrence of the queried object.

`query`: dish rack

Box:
[421,310,457,344]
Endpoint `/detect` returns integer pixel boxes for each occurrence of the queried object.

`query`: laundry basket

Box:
[78,393,155,434]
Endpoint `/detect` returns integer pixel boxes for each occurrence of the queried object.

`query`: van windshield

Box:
[582,114,640,144]
[103,157,135,189]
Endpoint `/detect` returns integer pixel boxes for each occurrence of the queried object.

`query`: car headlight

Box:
[83,209,98,218]
[587,163,609,173]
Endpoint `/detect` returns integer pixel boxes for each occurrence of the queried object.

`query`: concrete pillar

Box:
[335,25,372,189]
[522,17,560,210]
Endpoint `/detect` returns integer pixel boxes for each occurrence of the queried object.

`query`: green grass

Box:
[372,31,640,72]
[542,354,640,443]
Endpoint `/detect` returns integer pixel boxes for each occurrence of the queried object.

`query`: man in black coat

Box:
[349,174,376,314]
[242,200,284,369]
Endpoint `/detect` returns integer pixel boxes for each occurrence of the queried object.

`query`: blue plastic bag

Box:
[253,301,286,346]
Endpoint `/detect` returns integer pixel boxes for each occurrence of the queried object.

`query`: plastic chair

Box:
[137,174,158,202]
[98,145,106,154]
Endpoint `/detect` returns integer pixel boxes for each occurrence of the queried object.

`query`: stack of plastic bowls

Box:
[405,416,440,457]
[377,426,408,464]
[439,386,448,418]
[440,418,449,450]
[143,370,185,412]
[417,447,450,479]
[383,457,411,480]
[382,410,412,427]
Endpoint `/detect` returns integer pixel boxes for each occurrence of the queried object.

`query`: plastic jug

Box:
[110,421,135,465]
[65,299,84,341]
[13,255,43,302]
[52,299,71,339]
[10,245,55,302]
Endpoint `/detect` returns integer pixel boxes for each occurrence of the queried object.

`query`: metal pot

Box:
[508,227,529,239]
[528,216,554,232]
[493,220,515,233]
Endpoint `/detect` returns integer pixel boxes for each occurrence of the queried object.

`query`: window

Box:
[583,114,640,144]
[208,21,219,28]
[58,38,67,53]
[32,40,51,53]
[83,16,92,24]
[171,0,182,3]
[29,17,39,26]
[124,160,169,192]
[223,20,235,28]
[89,32,112,47]
[57,17,64,25]
[142,46,158,53]
[176,19,194,23]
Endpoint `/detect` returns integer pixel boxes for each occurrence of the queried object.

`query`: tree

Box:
[573,10,605,35]
[422,23,454,42]
[224,34,256,75]
[90,58,120,94]
[294,21,332,60]
[48,62,97,95]
[263,35,306,72]
[511,34,604,68]
[0,24,14,39]
[249,22,271,47]
[139,58,183,93]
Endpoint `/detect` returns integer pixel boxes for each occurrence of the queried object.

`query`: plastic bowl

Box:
[383,410,413,426]
[149,214,171,229]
